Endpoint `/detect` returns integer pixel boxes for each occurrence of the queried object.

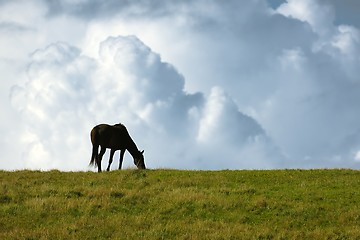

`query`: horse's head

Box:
[134,150,146,169]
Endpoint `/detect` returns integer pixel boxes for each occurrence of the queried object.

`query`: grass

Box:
[0,169,360,239]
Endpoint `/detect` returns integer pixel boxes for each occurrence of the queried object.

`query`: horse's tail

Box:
[89,145,98,167]
[89,127,99,167]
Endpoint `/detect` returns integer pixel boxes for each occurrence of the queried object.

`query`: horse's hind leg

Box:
[97,146,106,172]
[106,149,115,171]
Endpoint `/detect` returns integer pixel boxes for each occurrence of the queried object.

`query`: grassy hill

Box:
[1,169,360,239]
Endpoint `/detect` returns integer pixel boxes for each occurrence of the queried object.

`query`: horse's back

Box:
[91,123,128,148]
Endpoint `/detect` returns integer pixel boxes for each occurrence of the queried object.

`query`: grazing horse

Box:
[89,123,145,172]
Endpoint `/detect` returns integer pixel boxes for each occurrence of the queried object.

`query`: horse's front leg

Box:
[97,146,106,172]
[119,149,125,170]
[106,149,116,171]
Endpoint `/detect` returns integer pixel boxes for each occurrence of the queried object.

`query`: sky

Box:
[1,0,360,171]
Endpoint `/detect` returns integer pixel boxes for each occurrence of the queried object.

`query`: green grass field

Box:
[1,169,360,239]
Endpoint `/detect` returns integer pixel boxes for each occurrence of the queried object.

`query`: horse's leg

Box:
[97,146,106,172]
[106,149,115,172]
[119,149,125,170]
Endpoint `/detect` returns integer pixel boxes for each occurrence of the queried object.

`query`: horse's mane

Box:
[113,123,125,128]
[113,123,130,135]
[113,123,137,151]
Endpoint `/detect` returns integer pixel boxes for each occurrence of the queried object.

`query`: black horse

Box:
[90,123,145,172]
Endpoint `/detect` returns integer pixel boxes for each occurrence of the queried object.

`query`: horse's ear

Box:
[141,150,144,154]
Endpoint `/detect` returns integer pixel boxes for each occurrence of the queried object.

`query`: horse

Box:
[89,123,145,172]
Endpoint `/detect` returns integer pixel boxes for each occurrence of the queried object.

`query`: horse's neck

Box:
[126,137,139,157]
[119,126,139,157]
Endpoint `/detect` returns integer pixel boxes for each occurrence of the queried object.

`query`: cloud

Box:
[318,0,360,28]
[3,0,360,170]
[10,34,284,170]
[10,41,96,170]
[270,1,360,166]
[277,0,335,36]
[196,87,284,169]
[197,87,264,144]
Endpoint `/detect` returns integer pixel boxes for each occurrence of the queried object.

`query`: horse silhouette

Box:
[90,123,145,172]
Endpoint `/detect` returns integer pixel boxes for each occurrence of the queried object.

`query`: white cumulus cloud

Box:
[10,35,281,170]
[2,0,360,170]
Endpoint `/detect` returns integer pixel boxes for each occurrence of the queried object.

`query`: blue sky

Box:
[1,0,360,171]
